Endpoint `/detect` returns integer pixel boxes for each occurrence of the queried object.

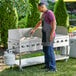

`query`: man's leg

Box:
[43,46,49,68]
[47,44,56,71]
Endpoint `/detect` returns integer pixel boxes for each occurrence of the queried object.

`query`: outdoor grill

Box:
[20,37,42,52]
[8,34,69,54]
[7,28,70,70]
[8,37,42,53]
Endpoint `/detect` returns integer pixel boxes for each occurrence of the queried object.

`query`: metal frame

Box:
[8,28,70,70]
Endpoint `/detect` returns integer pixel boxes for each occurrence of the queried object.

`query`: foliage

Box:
[0,0,32,47]
[10,0,32,28]
[54,0,69,28]
[13,0,32,20]
[27,0,40,27]
[69,26,76,32]
[47,0,55,11]
[0,0,40,47]
[18,16,28,28]
[0,0,18,48]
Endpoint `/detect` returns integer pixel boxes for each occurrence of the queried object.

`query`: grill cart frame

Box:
[8,28,70,70]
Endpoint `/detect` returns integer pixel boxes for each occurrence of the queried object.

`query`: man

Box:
[31,2,57,72]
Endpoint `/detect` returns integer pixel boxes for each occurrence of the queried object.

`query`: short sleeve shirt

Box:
[42,10,56,24]
[42,10,56,36]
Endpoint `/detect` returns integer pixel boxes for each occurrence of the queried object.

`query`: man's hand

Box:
[30,20,42,35]
[30,29,35,35]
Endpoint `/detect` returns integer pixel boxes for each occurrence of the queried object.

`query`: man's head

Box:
[38,2,47,12]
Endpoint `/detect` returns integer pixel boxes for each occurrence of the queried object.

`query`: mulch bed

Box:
[0,47,7,72]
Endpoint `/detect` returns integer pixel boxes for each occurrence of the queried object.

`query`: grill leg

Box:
[19,52,23,71]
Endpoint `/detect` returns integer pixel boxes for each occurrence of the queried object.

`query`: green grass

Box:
[0,58,76,76]
[16,50,60,59]
[19,51,44,59]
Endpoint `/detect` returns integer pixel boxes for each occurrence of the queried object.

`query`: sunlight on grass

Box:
[72,65,76,68]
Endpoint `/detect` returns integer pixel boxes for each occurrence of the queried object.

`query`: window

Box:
[66,2,76,26]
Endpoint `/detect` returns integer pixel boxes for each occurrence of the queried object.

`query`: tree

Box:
[12,0,32,28]
[54,0,69,28]
[27,0,40,27]
[0,0,18,48]
[47,0,55,11]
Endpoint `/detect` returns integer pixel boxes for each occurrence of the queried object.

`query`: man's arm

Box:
[50,20,56,41]
[51,20,56,34]
[30,20,42,34]
[48,11,56,42]
[33,20,42,31]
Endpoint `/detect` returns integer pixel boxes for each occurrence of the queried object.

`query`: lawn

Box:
[0,58,76,76]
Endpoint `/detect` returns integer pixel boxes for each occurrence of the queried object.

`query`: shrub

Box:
[0,0,18,48]
[47,1,55,11]
[13,0,32,28]
[54,0,69,28]
[27,0,40,27]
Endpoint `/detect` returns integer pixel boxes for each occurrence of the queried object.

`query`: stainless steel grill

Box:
[8,37,42,53]
[7,28,70,70]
